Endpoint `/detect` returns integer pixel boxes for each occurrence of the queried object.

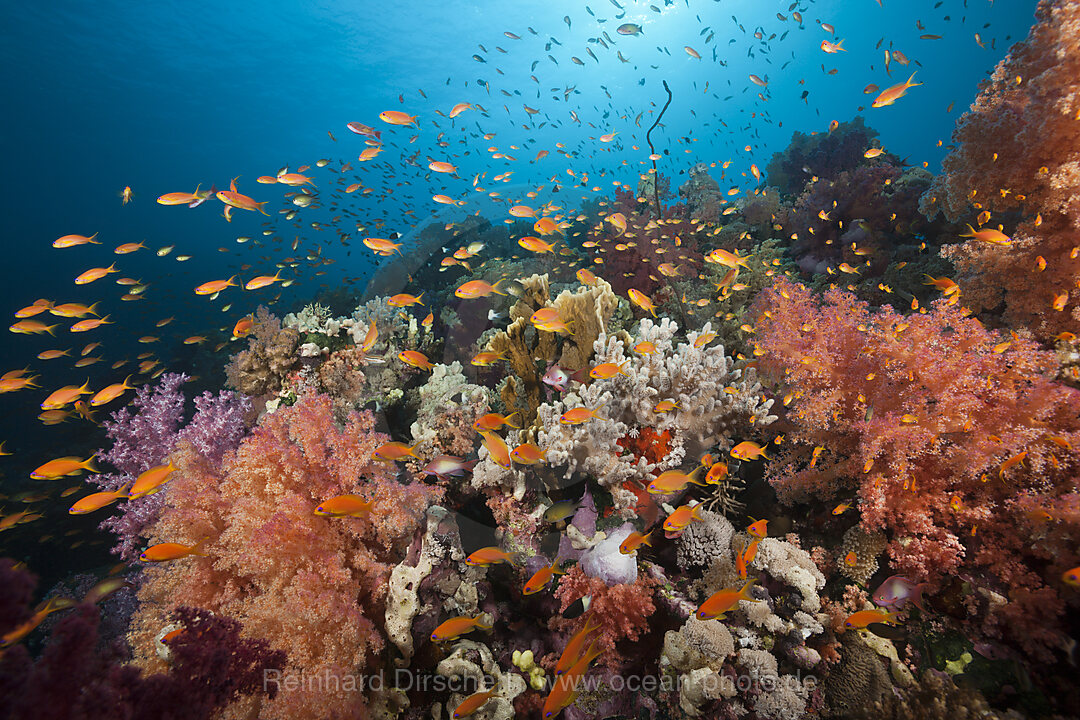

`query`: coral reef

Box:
[90,373,250,560]
[225,306,301,397]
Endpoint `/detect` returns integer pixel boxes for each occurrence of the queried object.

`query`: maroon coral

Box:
[752,276,1080,662]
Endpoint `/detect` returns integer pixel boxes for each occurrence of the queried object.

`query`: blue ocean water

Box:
[0,0,1039,610]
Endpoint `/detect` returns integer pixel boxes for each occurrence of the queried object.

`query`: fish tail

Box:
[739,578,759,600]
[416,292,425,305]
[87,301,101,316]
[491,278,508,295]
[190,536,210,557]
[641,530,653,547]
[906,71,920,87]
[505,411,521,429]
[473,612,493,630]
[688,466,707,486]
[45,324,56,336]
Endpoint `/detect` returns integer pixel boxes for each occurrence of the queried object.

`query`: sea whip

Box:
[645,80,672,220]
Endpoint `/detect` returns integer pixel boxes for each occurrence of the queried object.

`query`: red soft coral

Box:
[548,566,657,668]
[752,276,1080,662]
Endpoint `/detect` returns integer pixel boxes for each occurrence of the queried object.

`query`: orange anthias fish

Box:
[314,494,373,517]
[379,110,418,126]
[627,288,657,316]
[54,232,101,248]
[194,276,238,296]
[140,540,207,562]
[90,375,136,407]
[363,237,404,256]
[471,351,508,367]
[559,405,605,425]
[372,441,423,462]
[474,411,521,431]
[480,430,512,468]
[464,546,518,567]
[75,263,118,285]
[705,461,729,485]
[30,454,97,480]
[696,579,759,620]
[843,608,903,629]
[555,615,601,675]
[730,441,769,461]
[510,442,546,465]
[41,380,93,410]
[960,224,1012,246]
[452,689,498,719]
[1,596,76,648]
[747,518,768,539]
[455,279,507,299]
[619,530,653,555]
[663,503,704,534]
[388,292,425,307]
[872,72,922,108]
[216,177,269,215]
[244,271,284,290]
[544,642,603,716]
[647,467,706,494]
[523,558,565,595]
[430,613,491,642]
[128,460,177,499]
[69,487,130,515]
[398,350,434,370]
[519,235,557,254]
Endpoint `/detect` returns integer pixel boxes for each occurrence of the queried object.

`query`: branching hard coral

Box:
[535,317,774,515]
[126,393,441,720]
[550,566,658,669]
[225,306,301,396]
[752,276,1080,661]
[921,0,1080,339]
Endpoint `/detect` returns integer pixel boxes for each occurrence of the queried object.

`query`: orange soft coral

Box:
[753,277,1080,662]
[922,0,1080,339]
[128,393,441,720]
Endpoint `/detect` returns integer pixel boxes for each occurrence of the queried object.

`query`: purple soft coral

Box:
[90,373,250,560]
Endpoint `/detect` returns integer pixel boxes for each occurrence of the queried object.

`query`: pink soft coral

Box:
[549,566,657,668]
[127,393,441,720]
[752,277,1080,661]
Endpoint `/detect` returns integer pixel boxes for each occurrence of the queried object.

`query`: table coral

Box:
[126,393,441,720]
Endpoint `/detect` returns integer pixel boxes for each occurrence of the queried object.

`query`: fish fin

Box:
[473,613,493,630]
[641,530,653,547]
[505,411,521,429]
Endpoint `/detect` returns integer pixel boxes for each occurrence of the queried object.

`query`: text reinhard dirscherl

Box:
[263,668,818,696]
